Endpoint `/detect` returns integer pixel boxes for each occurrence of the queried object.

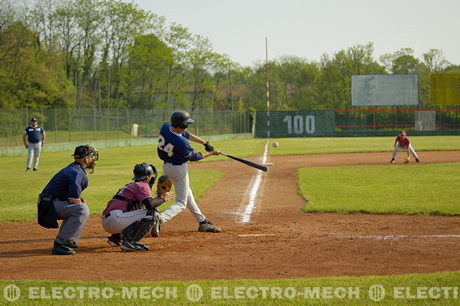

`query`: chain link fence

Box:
[0,108,252,147]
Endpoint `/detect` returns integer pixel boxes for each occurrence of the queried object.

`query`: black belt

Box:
[165,162,184,165]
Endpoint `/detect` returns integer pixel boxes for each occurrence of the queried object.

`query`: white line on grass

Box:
[240,141,269,224]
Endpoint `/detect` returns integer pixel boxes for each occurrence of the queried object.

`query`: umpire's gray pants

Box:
[53,200,89,242]
[27,142,42,169]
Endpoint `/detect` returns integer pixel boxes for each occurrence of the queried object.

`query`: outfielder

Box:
[156,110,221,234]
[23,117,46,171]
[390,130,421,163]
[101,163,174,251]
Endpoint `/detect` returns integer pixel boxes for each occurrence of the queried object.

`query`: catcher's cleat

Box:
[198,220,221,233]
[151,213,161,238]
[416,158,421,163]
[52,245,75,255]
[134,242,150,251]
[120,240,146,252]
[107,234,121,247]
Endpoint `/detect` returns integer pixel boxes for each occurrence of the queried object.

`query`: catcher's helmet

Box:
[132,163,157,181]
[171,110,194,129]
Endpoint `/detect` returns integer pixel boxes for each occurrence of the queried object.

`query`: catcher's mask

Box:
[132,163,157,186]
[171,110,194,129]
[73,145,98,173]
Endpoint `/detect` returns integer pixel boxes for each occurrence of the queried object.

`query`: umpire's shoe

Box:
[52,238,76,255]
[198,220,221,233]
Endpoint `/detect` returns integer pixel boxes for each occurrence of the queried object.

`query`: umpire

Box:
[23,117,46,171]
[38,145,98,255]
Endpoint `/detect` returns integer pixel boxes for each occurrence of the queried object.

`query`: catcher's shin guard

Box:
[121,217,154,250]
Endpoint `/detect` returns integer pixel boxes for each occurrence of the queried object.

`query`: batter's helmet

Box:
[171,111,194,129]
[132,163,157,181]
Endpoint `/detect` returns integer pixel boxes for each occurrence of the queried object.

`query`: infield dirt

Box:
[0,151,459,281]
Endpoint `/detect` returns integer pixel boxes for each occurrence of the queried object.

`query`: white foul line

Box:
[338,234,460,240]
[240,141,269,224]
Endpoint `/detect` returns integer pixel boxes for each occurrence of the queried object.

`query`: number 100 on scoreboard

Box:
[282,115,316,135]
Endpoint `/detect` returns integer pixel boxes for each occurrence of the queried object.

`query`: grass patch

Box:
[300,163,460,215]
[268,136,460,156]
[1,272,459,305]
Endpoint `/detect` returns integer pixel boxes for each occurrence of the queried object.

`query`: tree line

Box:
[1,0,459,112]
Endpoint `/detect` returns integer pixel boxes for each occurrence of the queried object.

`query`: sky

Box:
[133,0,460,67]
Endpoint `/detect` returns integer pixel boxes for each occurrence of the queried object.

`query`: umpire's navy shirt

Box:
[24,125,44,143]
[42,162,88,200]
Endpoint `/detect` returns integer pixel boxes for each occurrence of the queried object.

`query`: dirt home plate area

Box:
[0,151,459,282]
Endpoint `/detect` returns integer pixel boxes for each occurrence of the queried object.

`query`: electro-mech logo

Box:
[368,284,386,302]
[186,284,203,302]
[3,284,21,302]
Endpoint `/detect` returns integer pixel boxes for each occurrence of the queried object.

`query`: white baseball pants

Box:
[160,162,206,223]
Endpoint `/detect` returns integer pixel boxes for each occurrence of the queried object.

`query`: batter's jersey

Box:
[24,125,45,143]
[157,122,195,164]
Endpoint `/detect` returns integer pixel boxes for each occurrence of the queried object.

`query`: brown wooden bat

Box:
[219,152,267,172]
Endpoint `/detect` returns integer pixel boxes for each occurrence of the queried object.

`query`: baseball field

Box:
[0,136,459,304]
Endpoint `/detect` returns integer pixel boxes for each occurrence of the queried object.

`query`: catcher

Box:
[101,163,173,252]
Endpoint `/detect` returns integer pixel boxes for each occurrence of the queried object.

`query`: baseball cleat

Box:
[54,237,78,249]
[416,158,421,163]
[107,234,121,247]
[120,240,146,252]
[390,159,395,163]
[134,242,150,251]
[52,245,75,255]
[198,220,221,233]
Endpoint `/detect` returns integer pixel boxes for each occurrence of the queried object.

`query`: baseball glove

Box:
[156,175,172,198]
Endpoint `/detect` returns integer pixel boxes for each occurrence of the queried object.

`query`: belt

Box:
[165,162,184,166]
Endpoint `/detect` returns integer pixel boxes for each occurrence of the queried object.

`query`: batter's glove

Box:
[156,175,172,198]
[204,142,214,152]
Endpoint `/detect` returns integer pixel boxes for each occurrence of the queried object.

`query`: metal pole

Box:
[265,37,270,139]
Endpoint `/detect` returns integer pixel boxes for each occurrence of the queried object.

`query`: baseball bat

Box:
[219,152,268,172]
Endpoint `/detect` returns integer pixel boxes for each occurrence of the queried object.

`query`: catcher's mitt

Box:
[157,175,172,197]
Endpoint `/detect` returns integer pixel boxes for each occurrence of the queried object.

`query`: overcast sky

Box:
[134,0,459,67]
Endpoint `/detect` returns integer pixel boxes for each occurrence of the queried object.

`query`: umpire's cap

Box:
[132,163,157,181]
[73,145,98,160]
[171,110,194,129]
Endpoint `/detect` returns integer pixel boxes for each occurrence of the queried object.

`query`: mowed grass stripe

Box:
[299,163,460,215]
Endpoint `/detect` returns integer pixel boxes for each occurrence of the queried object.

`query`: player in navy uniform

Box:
[39,145,98,255]
[23,117,46,171]
[155,110,221,235]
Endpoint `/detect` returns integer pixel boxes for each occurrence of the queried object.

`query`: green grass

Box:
[1,272,458,305]
[268,135,460,155]
[300,163,460,215]
[0,138,268,222]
